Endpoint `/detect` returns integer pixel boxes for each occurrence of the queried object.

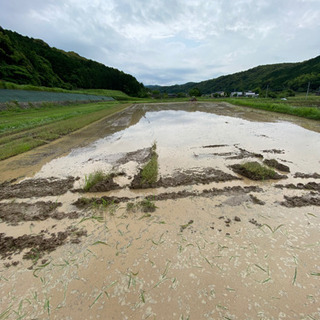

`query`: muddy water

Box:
[32,102,320,182]
[1,102,320,319]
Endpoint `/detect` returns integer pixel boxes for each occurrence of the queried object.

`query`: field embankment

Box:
[0,101,129,160]
[222,97,320,120]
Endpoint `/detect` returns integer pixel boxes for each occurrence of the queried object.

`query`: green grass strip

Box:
[0,102,128,160]
[141,143,158,184]
[225,98,320,120]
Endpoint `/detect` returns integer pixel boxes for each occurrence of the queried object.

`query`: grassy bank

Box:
[0,101,129,160]
[222,98,320,120]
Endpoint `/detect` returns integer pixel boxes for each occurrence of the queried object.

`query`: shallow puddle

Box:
[0,102,320,319]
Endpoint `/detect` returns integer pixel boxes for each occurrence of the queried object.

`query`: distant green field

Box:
[0,101,129,160]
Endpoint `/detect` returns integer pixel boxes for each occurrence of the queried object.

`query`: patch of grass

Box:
[83,170,110,192]
[139,197,157,213]
[127,197,157,214]
[231,161,285,180]
[141,143,159,185]
[225,98,320,120]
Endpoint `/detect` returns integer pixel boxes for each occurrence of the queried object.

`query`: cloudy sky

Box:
[1,0,319,85]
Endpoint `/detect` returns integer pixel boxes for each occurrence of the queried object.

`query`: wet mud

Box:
[0,176,76,200]
[1,102,320,319]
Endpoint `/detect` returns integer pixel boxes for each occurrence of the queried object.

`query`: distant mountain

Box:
[0,27,145,96]
[149,55,320,94]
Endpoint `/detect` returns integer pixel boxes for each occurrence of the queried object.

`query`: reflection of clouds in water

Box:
[36,109,320,178]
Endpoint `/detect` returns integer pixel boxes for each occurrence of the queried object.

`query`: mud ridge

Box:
[263,159,290,173]
[0,176,77,200]
[0,201,80,226]
[275,182,320,192]
[130,167,241,189]
[280,193,320,207]
[0,227,87,263]
[294,172,320,179]
[227,147,263,160]
[117,147,152,165]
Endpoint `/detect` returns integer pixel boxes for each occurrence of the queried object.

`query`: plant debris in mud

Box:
[230,162,286,180]
[280,194,320,207]
[73,196,131,209]
[180,220,194,232]
[83,171,122,192]
[0,227,87,263]
[0,177,76,200]
[126,198,157,213]
[263,159,290,173]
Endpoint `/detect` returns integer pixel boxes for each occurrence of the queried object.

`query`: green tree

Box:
[189,87,201,97]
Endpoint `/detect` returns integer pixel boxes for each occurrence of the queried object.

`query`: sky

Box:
[0,0,319,86]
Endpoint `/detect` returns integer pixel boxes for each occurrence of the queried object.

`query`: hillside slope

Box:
[151,55,320,94]
[0,27,145,96]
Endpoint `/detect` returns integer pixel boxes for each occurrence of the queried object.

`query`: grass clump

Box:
[83,170,109,192]
[231,161,285,180]
[141,143,158,185]
[126,197,157,214]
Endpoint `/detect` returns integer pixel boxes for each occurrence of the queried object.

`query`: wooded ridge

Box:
[149,55,320,95]
[0,27,145,96]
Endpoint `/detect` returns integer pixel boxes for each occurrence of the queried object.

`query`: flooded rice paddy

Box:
[0,102,320,319]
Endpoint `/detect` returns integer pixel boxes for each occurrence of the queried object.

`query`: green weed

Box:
[83,170,109,192]
[141,142,158,185]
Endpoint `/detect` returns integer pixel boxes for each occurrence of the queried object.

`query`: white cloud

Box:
[0,0,319,85]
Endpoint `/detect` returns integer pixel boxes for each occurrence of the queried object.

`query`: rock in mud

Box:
[263,159,290,173]
[0,177,76,200]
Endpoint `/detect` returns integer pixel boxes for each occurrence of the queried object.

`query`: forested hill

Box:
[0,27,145,96]
[151,55,320,94]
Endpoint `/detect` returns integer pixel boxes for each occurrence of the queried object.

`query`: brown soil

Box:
[263,159,290,172]
[0,176,77,200]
